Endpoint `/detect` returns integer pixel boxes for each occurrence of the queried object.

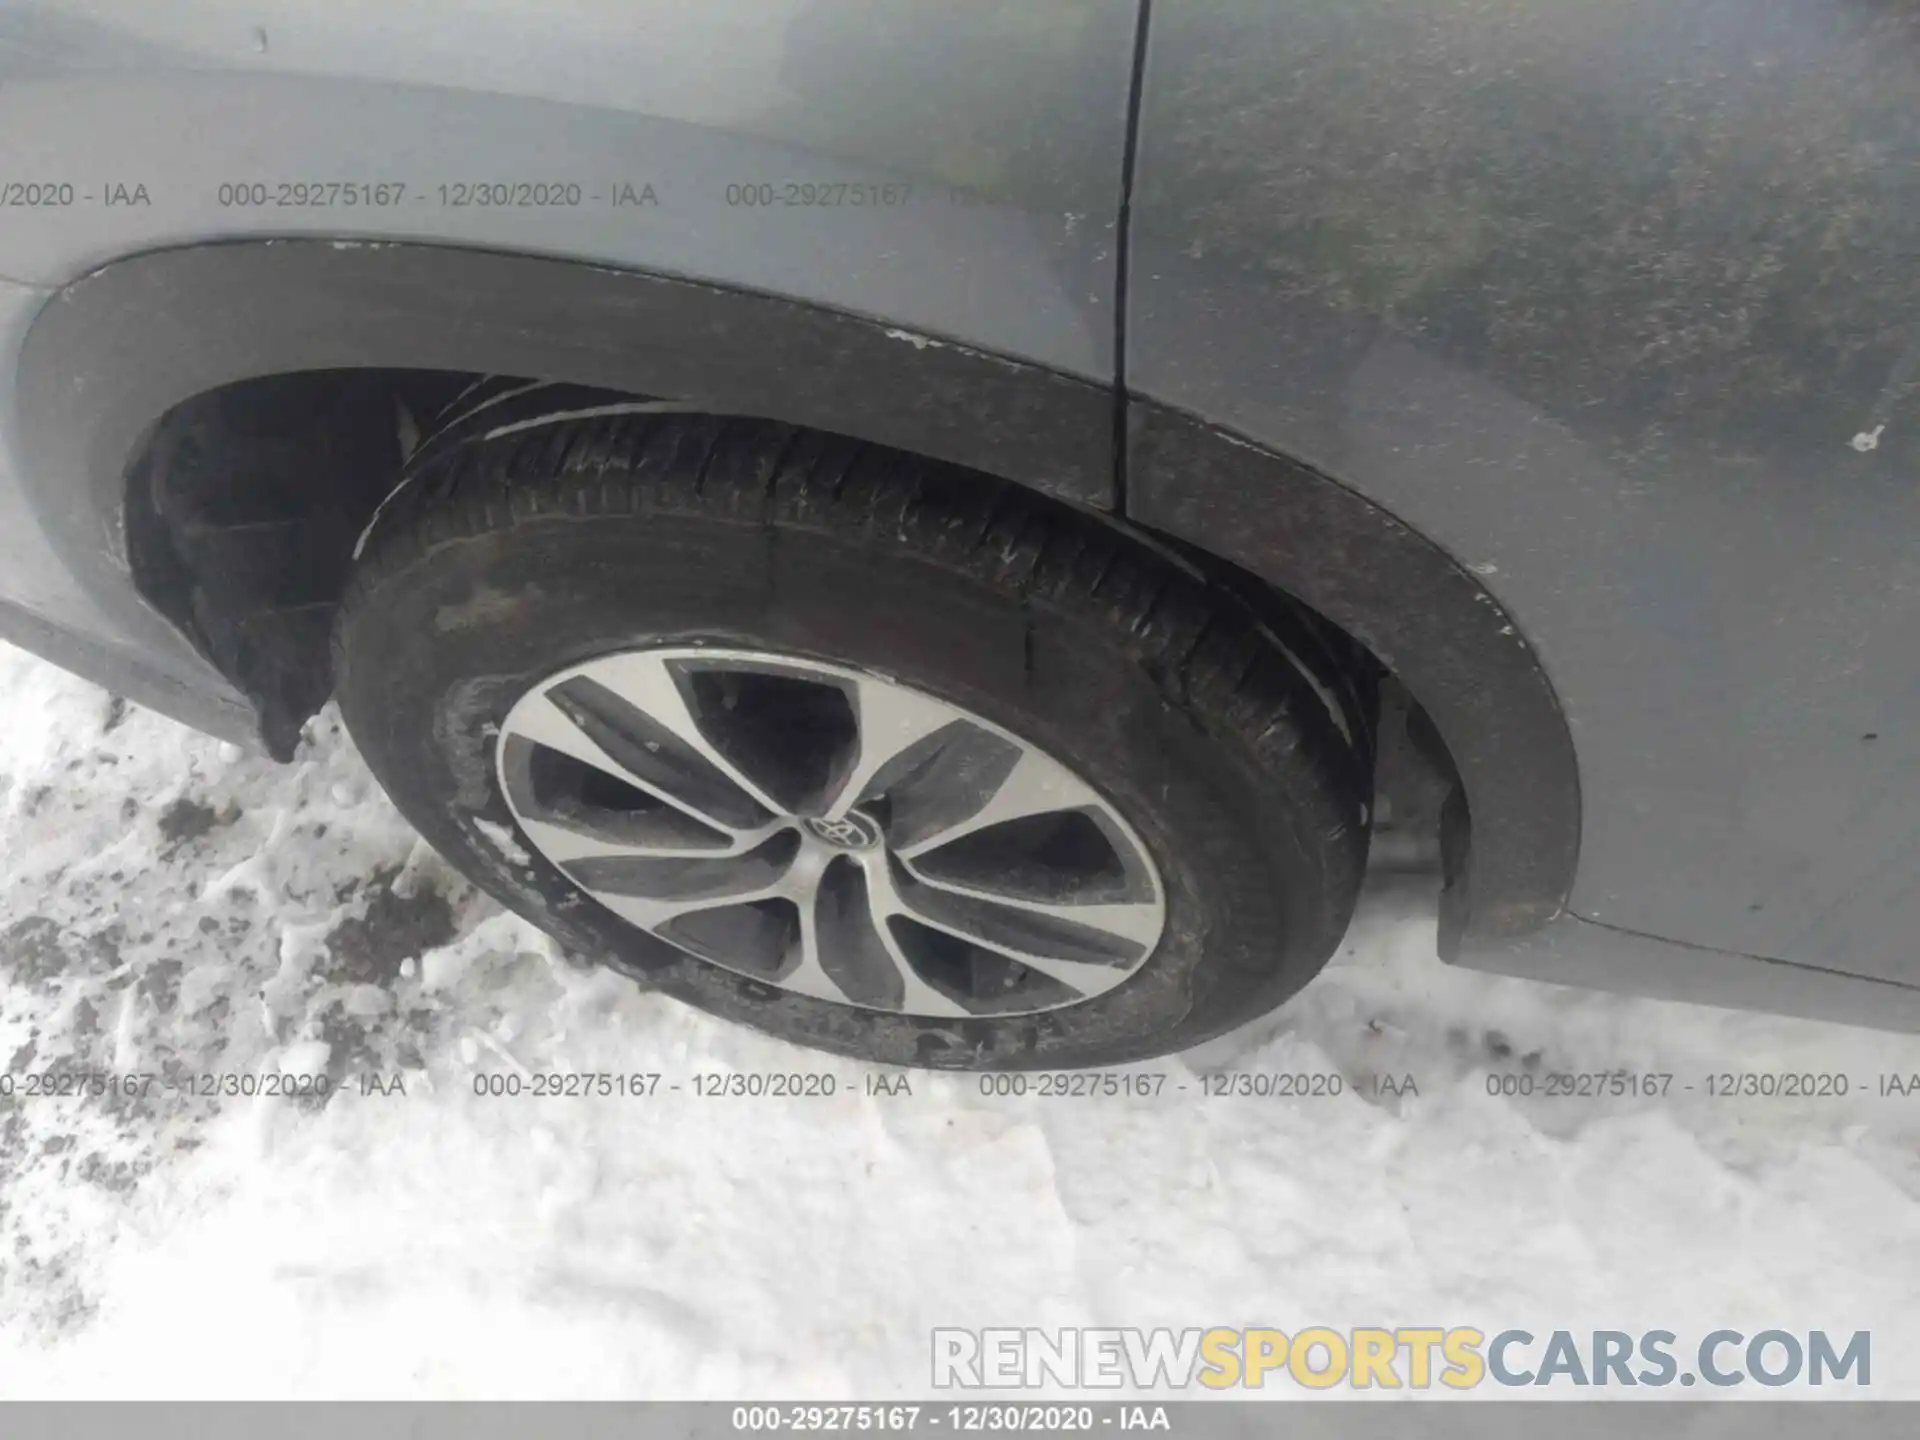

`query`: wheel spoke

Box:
[764,845,857,1004]
[514,812,757,865]
[873,921,974,1018]
[593,882,783,932]
[504,691,661,805]
[595,887,760,929]
[777,892,853,1005]
[903,922,1114,994]
[886,865,1146,989]
[590,651,792,818]
[894,862,1165,951]
[859,856,976,1017]
[819,676,967,820]
[572,836,800,930]
[895,747,1111,859]
[505,689,764,836]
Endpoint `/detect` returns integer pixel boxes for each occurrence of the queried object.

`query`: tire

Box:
[332,412,1369,1069]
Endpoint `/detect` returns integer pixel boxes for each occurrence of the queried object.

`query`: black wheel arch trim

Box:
[1126,402,1582,953]
[13,238,1116,695]
[13,238,1580,955]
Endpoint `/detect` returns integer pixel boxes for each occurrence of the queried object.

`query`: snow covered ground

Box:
[2,638,1918,1398]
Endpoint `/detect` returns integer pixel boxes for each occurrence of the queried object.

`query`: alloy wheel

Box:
[495,647,1167,1018]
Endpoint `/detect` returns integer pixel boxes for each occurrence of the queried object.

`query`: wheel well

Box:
[124,367,1459,877]
[23,242,1560,951]
[125,368,456,758]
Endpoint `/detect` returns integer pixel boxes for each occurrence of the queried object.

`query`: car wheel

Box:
[332,411,1370,1068]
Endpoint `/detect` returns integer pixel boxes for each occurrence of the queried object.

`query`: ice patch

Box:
[474,817,533,868]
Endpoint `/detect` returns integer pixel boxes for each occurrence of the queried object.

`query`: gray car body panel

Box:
[0,1,1129,377]
[1130,0,1920,985]
[2,0,1918,1026]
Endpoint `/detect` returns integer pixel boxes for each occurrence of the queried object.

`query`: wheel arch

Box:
[1127,402,1582,954]
[12,238,1578,956]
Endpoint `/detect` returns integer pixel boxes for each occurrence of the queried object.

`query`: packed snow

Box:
[1,639,1917,1398]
